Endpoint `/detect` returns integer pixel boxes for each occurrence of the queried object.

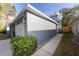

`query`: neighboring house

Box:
[10,4,60,48]
[70,17,79,35]
[70,17,79,42]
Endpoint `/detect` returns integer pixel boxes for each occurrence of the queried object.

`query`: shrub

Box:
[10,35,37,56]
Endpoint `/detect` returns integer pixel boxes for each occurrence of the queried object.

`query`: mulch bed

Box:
[0,37,9,40]
[53,33,79,56]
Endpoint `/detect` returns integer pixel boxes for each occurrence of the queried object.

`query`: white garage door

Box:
[15,22,25,36]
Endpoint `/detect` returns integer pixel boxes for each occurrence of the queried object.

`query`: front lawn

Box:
[54,32,79,56]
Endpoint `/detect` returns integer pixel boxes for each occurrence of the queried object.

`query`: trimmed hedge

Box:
[11,35,37,56]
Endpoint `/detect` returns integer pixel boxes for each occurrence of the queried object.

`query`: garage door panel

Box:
[15,23,25,36]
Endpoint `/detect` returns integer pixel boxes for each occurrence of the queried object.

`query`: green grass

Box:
[61,32,72,43]
[54,32,79,56]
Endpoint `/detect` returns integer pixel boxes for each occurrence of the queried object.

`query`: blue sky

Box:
[13,3,79,16]
[13,3,27,15]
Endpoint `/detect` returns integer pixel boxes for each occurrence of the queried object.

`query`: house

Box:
[10,4,60,48]
[70,17,79,35]
[70,17,79,42]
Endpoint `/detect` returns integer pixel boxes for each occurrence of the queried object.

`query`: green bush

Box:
[10,35,37,56]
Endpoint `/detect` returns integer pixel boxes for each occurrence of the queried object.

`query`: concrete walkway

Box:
[32,34,63,56]
[0,39,12,56]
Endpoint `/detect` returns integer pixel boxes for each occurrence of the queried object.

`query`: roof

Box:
[12,4,59,25]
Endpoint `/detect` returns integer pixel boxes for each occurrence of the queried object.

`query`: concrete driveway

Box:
[0,39,12,56]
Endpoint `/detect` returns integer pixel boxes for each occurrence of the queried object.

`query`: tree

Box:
[50,13,58,20]
[1,3,16,23]
[0,3,16,31]
[50,11,62,24]
[0,23,5,32]
[60,4,79,27]
[73,4,79,17]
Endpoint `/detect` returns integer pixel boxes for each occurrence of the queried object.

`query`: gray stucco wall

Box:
[27,29,57,48]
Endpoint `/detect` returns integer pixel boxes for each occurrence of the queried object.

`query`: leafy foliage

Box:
[0,3,16,32]
[50,13,58,20]
[0,23,5,32]
[0,3,16,17]
[50,12,62,23]
[11,35,37,56]
[60,4,79,27]
[60,8,74,27]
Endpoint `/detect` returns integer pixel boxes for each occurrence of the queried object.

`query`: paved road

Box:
[0,39,12,56]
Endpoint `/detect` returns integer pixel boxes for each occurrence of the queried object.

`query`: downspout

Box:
[56,24,58,34]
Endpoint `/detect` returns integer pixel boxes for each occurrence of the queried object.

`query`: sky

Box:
[13,3,79,16]
[13,3,27,15]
